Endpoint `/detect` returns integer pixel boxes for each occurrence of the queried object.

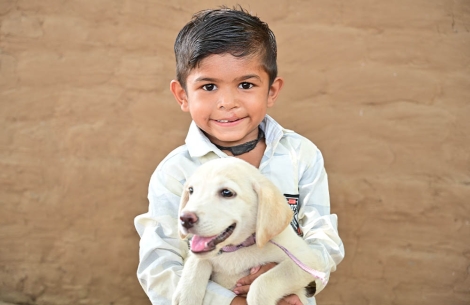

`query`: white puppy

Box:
[173,157,325,305]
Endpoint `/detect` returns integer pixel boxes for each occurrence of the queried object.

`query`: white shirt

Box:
[134,115,345,305]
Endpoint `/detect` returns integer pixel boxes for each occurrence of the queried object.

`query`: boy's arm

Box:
[134,169,238,305]
[297,144,345,295]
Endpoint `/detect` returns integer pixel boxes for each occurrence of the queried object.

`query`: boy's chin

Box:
[203,132,248,146]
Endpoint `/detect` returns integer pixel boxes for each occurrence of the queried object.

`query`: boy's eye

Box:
[239,82,254,90]
[202,84,217,91]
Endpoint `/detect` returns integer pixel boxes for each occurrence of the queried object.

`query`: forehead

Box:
[187,53,268,81]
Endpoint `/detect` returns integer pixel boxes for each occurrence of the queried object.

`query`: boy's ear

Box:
[170,80,189,112]
[267,77,284,108]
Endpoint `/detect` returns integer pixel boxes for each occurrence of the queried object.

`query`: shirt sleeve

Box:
[297,143,345,295]
[134,168,238,305]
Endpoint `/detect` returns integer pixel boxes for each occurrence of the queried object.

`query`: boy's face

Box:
[170,54,283,147]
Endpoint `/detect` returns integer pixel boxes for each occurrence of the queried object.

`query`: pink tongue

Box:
[191,235,217,252]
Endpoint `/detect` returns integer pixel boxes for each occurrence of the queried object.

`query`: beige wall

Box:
[1,0,469,304]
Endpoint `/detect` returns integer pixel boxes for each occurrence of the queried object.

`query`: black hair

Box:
[174,6,278,89]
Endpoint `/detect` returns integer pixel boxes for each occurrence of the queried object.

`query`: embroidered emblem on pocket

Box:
[284,194,303,237]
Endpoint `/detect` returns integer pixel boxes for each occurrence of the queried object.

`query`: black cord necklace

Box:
[214,127,264,156]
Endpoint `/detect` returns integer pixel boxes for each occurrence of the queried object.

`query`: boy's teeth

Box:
[218,120,229,123]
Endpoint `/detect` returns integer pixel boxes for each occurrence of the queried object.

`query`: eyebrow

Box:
[236,74,262,82]
[193,74,262,83]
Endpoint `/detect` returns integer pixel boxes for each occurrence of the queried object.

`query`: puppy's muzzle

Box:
[180,211,198,229]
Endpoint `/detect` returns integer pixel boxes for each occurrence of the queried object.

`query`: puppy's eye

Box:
[220,189,235,198]
[188,187,193,195]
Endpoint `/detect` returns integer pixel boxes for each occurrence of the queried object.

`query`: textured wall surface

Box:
[1,0,469,304]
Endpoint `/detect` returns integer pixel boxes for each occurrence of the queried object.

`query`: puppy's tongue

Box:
[190,235,217,252]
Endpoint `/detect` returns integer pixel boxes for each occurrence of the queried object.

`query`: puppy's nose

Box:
[180,211,198,229]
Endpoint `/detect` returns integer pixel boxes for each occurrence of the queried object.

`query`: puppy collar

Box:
[219,233,256,253]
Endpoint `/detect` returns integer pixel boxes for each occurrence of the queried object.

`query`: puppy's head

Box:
[178,157,292,255]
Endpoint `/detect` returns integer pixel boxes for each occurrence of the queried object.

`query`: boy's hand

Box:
[230,292,302,305]
[230,296,247,305]
[233,262,304,305]
[278,294,303,305]
[229,294,303,305]
[233,262,277,295]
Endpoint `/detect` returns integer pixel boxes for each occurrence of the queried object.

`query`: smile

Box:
[216,119,239,123]
[214,116,246,125]
[190,224,236,253]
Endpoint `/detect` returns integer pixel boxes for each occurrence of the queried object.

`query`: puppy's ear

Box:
[253,177,293,247]
[178,184,190,239]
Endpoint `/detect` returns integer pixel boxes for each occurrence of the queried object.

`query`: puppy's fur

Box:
[173,158,322,305]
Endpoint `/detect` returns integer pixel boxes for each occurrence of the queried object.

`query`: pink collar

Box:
[220,233,256,253]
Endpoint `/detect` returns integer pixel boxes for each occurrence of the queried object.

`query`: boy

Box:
[135,6,344,305]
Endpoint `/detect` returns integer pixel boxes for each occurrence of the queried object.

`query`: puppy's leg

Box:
[172,255,212,305]
[247,260,310,305]
[294,288,309,305]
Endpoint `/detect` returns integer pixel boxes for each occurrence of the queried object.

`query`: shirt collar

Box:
[185,115,284,158]
[261,114,284,148]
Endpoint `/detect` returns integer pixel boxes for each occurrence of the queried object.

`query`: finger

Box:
[237,274,255,288]
[239,265,262,286]
[259,262,277,273]
[233,284,250,296]
[276,299,289,305]
[236,271,260,286]
[282,295,303,305]
[237,263,278,286]
[250,266,261,274]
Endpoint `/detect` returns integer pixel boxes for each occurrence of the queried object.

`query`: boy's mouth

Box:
[215,117,242,123]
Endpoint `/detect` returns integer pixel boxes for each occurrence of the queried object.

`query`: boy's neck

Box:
[213,127,264,156]
[235,140,266,169]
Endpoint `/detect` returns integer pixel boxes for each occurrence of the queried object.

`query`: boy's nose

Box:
[217,92,238,109]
